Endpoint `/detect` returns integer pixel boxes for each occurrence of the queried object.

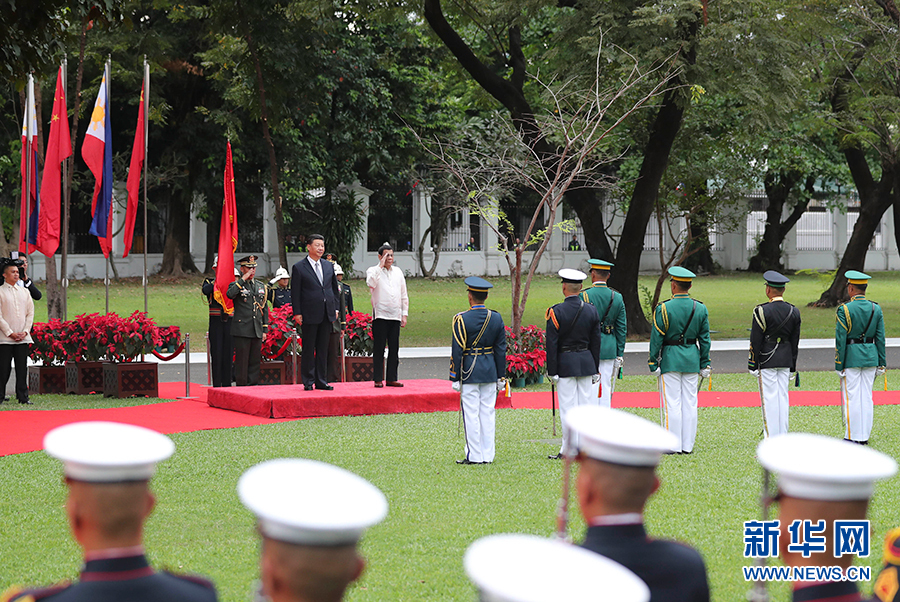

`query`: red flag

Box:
[19,74,40,254]
[36,66,72,257]
[214,141,238,315]
[123,65,148,258]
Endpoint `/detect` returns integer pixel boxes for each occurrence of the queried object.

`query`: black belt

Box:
[664,339,697,347]
[561,344,589,353]
[847,337,874,345]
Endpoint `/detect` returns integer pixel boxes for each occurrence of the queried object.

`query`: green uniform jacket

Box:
[227,278,269,339]
[648,293,711,374]
[835,295,885,370]
[581,282,626,359]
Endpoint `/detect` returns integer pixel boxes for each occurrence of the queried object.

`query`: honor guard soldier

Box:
[648,266,711,454]
[202,254,235,387]
[228,255,269,386]
[4,422,218,602]
[565,406,710,602]
[546,269,601,459]
[835,270,886,444]
[756,433,897,602]
[450,277,507,465]
[465,533,650,602]
[267,266,292,309]
[238,459,388,602]
[749,270,801,438]
[581,259,626,408]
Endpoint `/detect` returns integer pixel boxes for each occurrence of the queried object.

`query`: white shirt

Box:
[366,265,409,321]
[0,281,34,344]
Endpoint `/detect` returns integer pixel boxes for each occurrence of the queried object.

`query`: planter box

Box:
[344,356,374,382]
[103,362,159,398]
[66,362,105,395]
[28,365,67,395]
[260,361,287,386]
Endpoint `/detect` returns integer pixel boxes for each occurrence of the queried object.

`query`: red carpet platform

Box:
[508,390,900,409]
[207,379,512,418]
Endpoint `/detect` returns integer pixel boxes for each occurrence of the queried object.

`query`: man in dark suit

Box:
[546,268,601,459]
[6,421,218,602]
[566,405,710,602]
[291,234,339,391]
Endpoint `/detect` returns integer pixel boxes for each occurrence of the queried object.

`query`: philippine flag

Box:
[19,74,41,254]
[82,62,114,257]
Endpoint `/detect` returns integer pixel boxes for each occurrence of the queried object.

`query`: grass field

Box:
[35,270,900,348]
[2,405,898,601]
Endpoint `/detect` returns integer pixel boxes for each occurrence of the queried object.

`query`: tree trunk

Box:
[609,88,687,336]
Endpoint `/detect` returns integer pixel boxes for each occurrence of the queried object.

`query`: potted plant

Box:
[102,312,161,398]
[260,306,298,384]
[343,311,375,382]
[28,320,69,394]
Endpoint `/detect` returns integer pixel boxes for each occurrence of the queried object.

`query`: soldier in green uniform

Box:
[228,255,269,386]
[581,259,626,408]
[835,270,886,444]
[648,266,711,454]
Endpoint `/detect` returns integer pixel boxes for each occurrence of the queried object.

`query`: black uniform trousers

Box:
[301,322,331,388]
[233,336,261,386]
[208,316,233,387]
[373,318,400,382]
[0,343,29,401]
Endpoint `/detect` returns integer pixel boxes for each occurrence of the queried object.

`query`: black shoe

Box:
[304,385,314,391]
[456,459,482,465]
[18,399,32,405]
[316,384,334,391]
[548,453,563,460]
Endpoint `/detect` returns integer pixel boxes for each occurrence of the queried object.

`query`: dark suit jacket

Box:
[582,523,710,602]
[291,257,339,325]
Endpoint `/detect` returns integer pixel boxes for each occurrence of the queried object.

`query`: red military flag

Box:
[36,66,72,257]
[123,63,148,258]
[214,141,238,315]
[19,74,41,254]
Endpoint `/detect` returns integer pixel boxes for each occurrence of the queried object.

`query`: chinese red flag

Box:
[214,141,238,315]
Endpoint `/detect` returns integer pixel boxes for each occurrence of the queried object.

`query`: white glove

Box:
[876,366,886,377]
[497,379,506,392]
[614,356,624,369]
[651,367,661,377]
[591,373,600,384]
[699,367,711,379]
[748,369,760,378]
[451,381,461,392]
[550,374,560,384]
[835,370,845,378]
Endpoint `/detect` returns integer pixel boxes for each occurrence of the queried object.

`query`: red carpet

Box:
[508,390,900,409]
[207,379,511,418]
[0,400,280,457]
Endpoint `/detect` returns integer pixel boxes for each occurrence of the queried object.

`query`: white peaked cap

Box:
[43,421,175,482]
[757,433,897,501]
[565,405,679,465]
[465,534,650,602]
[238,459,388,546]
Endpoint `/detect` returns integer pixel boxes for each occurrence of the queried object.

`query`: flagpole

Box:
[23,73,34,273]
[61,57,69,320]
[142,57,149,314]
[105,58,111,315]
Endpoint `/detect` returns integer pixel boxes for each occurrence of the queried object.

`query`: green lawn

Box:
[34,270,900,347]
[2,405,898,601]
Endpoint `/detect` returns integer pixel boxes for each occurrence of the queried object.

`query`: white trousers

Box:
[461,383,497,463]
[558,376,593,455]
[759,368,790,438]
[659,372,699,453]
[590,359,615,409]
[841,367,876,443]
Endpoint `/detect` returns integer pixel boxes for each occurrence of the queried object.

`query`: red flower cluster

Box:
[344,311,374,357]
[30,312,163,364]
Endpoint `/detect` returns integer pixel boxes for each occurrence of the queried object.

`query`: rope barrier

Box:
[151,342,186,362]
